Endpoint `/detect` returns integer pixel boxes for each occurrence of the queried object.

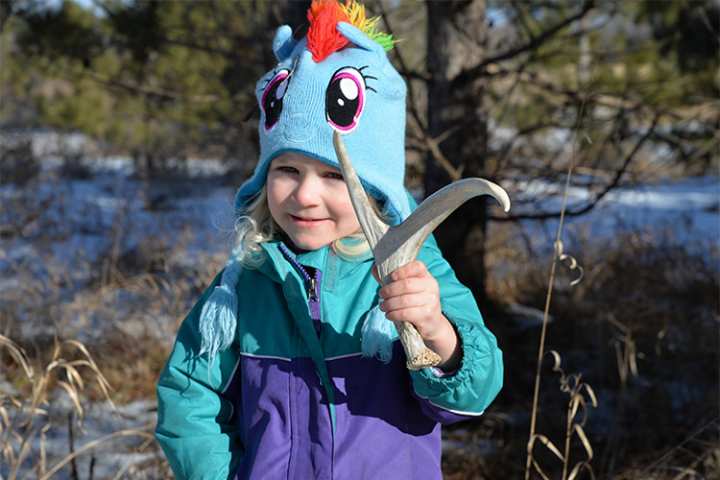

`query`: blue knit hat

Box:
[199,2,408,367]
[234,20,410,225]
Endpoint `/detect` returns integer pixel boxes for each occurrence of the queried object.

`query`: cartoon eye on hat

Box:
[325,67,367,133]
[261,69,291,131]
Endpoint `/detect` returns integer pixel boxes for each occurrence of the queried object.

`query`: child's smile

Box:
[289,214,328,225]
[267,152,362,251]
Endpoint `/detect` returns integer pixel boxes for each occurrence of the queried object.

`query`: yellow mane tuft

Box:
[339,0,396,52]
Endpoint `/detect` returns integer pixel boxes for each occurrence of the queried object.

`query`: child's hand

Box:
[372,261,461,370]
[374,260,444,340]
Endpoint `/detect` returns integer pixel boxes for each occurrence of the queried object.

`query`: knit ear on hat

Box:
[336,21,385,56]
[272,25,296,61]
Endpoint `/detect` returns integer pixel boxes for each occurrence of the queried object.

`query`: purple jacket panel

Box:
[231,355,333,480]
[228,341,477,480]
[327,345,442,480]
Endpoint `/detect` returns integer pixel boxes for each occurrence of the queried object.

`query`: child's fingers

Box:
[388,260,428,282]
[382,305,437,328]
[379,292,437,314]
[379,277,428,299]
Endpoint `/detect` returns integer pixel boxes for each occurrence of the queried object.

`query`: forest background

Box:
[0,0,718,479]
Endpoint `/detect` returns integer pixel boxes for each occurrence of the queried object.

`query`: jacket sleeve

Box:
[155,270,244,479]
[404,193,504,424]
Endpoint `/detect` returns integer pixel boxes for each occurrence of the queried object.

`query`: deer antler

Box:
[333,131,511,370]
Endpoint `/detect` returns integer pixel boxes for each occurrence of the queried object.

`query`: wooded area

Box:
[1,0,718,478]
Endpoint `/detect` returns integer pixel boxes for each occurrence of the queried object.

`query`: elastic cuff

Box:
[430,366,458,377]
[412,319,486,393]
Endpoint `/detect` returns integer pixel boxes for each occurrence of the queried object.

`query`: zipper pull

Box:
[308,277,318,301]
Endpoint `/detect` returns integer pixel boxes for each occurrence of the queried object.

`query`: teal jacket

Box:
[155,207,503,479]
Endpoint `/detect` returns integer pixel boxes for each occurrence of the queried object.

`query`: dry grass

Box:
[2,240,223,397]
[0,333,156,479]
[442,223,718,480]
[0,266,203,478]
[612,418,720,480]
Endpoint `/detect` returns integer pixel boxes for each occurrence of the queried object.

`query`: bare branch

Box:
[451,0,595,90]
[406,119,463,180]
[492,122,567,179]
[491,114,661,222]
[488,62,713,123]
[157,34,243,58]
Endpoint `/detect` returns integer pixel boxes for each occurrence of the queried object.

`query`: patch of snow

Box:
[1,155,239,341]
[0,128,94,158]
[497,175,719,261]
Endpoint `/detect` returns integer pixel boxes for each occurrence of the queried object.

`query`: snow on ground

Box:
[0,161,238,342]
[0,168,236,276]
[498,175,719,260]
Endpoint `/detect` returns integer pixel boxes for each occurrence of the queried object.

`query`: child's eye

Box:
[325,172,344,180]
[276,166,298,174]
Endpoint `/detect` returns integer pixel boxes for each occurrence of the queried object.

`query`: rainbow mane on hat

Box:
[307,0,396,62]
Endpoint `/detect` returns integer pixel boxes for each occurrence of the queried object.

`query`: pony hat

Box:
[235,0,410,225]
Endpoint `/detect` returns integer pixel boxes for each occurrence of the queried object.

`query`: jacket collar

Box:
[256,237,375,285]
[258,239,329,283]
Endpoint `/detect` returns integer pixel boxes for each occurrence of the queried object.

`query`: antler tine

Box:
[374,178,511,268]
[333,131,388,249]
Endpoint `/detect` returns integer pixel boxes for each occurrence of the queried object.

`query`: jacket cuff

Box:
[430,366,457,377]
[411,319,482,392]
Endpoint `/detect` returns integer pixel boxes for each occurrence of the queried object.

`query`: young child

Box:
[154,1,503,478]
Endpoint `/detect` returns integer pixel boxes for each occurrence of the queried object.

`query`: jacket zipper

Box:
[277,242,336,469]
[308,277,318,302]
[278,243,322,334]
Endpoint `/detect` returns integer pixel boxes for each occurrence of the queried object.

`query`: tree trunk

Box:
[425,0,490,302]
[0,2,13,32]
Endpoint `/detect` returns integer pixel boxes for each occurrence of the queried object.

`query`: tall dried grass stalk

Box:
[600,313,640,475]
[524,101,598,480]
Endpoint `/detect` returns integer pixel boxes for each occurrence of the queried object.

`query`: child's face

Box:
[267,152,361,251]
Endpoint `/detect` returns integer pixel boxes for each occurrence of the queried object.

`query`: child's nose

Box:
[293,175,322,206]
